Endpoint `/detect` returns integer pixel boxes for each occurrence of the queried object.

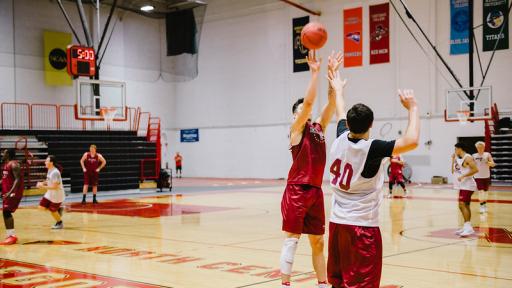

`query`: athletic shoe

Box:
[454,227,464,235]
[81,199,86,205]
[52,222,64,229]
[459,226,475,237]
[0,235,17,245]
[480,205,486,214]
[387,193,393,199]
[403,190,408,198]
[93,198,99,204]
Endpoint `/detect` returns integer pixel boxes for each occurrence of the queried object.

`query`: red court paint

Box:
[66,199,236,218]
[0,259,162,287]
[22,240,82,245]
[427,227,512,244]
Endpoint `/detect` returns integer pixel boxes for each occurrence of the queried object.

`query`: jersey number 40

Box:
[330,159,354,190]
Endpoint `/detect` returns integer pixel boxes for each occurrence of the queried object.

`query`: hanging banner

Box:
[450,0,470,55]
[293,16,310,73]
[369,3,390,64]
[483,0,509,51]
[344,7,363,67]
[43,30,72,86]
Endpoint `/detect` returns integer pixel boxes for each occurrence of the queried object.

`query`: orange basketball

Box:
[301,22,328,50]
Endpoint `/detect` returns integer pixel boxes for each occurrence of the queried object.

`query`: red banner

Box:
[369,3,390,64]
[343,7,363,67]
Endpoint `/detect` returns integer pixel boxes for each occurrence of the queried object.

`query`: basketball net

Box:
[456,110,470,125]
[100,107,117,130]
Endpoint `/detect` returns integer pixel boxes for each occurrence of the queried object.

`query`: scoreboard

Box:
[67,45,96,77]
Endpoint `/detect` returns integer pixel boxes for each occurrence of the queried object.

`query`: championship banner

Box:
[43,31,72,86]
[450,0,470,55]
[369,3,390,64]
[293,16,310,73]
[344,7,363,67]
[483,0,509,51]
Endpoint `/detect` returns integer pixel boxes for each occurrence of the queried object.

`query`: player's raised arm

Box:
[317,51,346,130]
[392,89,420,155]
[290,50,321,145]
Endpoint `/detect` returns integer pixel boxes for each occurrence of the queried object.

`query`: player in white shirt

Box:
[452,143,479,236]
[37,155,65,229]
[326,74,420,288]
[472,141,496,213]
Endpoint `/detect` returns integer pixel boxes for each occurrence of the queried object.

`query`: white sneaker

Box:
[459,226,475,237]
[480,205,486,214]
[387,193,393,199]
[403,191,408,198]
[51,222,63,229]
[454,227,464,235]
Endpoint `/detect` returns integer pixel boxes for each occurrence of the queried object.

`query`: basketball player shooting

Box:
[279,50,342,288]
[327,87,420,288]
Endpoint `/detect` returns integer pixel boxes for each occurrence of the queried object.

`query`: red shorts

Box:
[2,193,23,213]
[84,171,99,186]
[39,197,62,212]
[389,173,404,183]
[328,222,382,288]
[459,190,474,203]
[281,184,325,235]
[475,178,490,191]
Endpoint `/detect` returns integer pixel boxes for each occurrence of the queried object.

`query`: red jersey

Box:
[175,156,182,166]
[390,156,403,176]
[2,161,23,196]
[287,122,326,187]
[85,153,100,172]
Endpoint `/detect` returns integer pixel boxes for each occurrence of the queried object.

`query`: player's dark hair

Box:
[292,98,304,114]
[454,142,468,152]
[347,103,374,134]
[6,148,16,160]
[48,155,57,164]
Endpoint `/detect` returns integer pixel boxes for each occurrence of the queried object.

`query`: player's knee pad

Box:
[2,210,12,219]
[479,190,488,202]
[280,238,299,275]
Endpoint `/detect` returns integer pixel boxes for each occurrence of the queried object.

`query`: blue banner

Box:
[180,129,199,142]
[450,0,470,55]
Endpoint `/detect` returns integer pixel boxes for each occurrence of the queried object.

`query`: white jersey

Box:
[473,152,491,179]
[329,131,386,227]
[44,167,65,203]
[453,154,477,191]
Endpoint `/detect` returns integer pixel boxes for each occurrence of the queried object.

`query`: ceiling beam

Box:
[279,0,321,16]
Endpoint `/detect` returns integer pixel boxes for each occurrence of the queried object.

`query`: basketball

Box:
[301,22,328,50]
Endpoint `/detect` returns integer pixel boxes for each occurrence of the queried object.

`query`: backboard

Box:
[445,86,492,122]
[75,79,127,121]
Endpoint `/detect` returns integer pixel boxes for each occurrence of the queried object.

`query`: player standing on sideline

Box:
[37,156,65,229]
[80,145,106,204]
[388,155,407,198]
[0,149,24,245]
[327,87,420,288]
[174,152,183,178]
[452,143,479,236]
[279,50,342,288]
[473,141,496,213]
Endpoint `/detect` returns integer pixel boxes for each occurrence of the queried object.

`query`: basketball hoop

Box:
[100,107,117,130]
[456,110,471,124]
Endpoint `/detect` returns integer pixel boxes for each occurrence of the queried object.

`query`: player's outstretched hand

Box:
[306,50,321,74]
[398,89,417,111]
[327,70,347,93]
[328,50,343,72]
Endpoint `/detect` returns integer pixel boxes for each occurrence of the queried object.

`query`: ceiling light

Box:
[140,5,154,12]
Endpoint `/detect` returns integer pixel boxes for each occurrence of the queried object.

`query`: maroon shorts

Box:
[328,222,382,288]
[458,190,474,203]
[281,184,325,235]
[389,173,404,183]
[84,171,99,186]
[2,193,23,213]
[39,197,62,212]
[475,178,490,191]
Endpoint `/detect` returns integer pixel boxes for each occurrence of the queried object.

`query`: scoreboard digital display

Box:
[67,45,96,77]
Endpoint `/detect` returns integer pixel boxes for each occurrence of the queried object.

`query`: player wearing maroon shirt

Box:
[1,149,24,245]
[388,155,407,198]
[280,51,343,288]
[80,145,106,204]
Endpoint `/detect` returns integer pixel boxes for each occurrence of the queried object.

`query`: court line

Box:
[383,263,512,281]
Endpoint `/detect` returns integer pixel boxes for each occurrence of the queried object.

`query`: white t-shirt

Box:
[472,152,491,179]
[329,131,387,227]
[44,167,65,203]
[453,154,477,191]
